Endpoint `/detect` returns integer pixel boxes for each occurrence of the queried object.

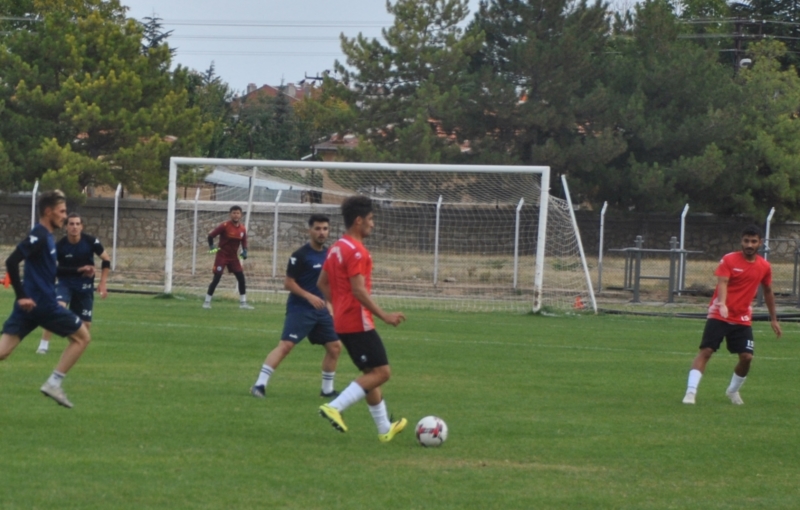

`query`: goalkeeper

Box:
[203,205,253,310]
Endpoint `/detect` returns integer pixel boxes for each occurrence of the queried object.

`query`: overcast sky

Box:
[122,0,481,94]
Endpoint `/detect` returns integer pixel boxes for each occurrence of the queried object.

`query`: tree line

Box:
[2,0,800,219]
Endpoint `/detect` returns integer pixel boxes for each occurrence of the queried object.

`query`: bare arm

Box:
[97,251,111,299]
[285,276,325,309]
[716,276,729,318]
[317,270,331,302]
[762,282,782,338]
[350,274,405,327]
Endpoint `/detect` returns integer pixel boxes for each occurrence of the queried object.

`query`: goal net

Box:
[165,158,596,313]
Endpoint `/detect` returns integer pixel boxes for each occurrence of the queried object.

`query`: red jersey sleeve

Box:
[344,249,367,279]
[761,261,772,286]
[208,223,226,239]
[241,228,248,249]
[714,256,732,279]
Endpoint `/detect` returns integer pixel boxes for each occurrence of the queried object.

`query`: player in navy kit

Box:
[36,212,111,354]
[250,214,342,398]
[0,191,92,408]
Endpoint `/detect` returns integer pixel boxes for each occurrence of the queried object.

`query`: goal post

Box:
[166,157,593,313]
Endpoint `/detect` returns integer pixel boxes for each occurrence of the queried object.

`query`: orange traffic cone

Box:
[573,296,584,310]
[2,272,10,289]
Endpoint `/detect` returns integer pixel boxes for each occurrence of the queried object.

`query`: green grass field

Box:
[1,292,799,509]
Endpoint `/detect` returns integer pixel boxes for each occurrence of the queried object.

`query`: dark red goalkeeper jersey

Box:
[209,221,247,258]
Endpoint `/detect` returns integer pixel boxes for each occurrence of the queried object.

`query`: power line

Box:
[172,35,343,42]
[178,51,343,57]
[158,19,389,28]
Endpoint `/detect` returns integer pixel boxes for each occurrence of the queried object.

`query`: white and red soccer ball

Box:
[415,416,448,447]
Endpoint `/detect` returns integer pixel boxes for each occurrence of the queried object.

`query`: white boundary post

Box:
[561,175,597,313]
[271,190,283,278]
[31,179,39,228]
[764,207,776,261]
[533,170,550,312]
[433,195,443,286]
[191,187,201,275]
[165,160,178,293]
[598,201,608,291]
[678,203,689,292]
[513,197,525,289]
[245,167,257,233]
[112,183,122,271]
[166,158,551,300]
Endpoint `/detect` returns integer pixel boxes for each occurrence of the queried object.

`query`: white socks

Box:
[686,369,702,394]
[329,381,367,412]
[369,400,391,434]
[47,370,65,388]
[321,371,335,394]
[239,294,247,304]
[256,364,274,387]
[727,373,746,394]
[37,339,49,352]
[204,294,212,303]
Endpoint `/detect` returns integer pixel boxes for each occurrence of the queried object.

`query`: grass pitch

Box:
[1,292,799,509]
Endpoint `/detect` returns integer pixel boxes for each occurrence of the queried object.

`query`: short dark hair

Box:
[308,213,330,226]
[67,212,82,223]
[341,195,373,228]
[37,190,66,217]
[742,224,763,239]
[230,205,243,213]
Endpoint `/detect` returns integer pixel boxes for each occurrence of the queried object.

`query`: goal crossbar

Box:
[166,157,552,311]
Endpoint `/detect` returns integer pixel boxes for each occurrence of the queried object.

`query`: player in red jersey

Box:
[683,225,782,405]
[316,195,408,442]
[202,206,253,310]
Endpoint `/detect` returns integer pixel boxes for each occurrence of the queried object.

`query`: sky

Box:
[122,0,482,94]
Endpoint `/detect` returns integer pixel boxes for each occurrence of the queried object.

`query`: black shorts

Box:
[338,330,389,371]
[700,319,755,354]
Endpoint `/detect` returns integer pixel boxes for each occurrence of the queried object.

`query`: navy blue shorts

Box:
[2,301,83,340]
[281,308,338,345]
[56,283,95,322]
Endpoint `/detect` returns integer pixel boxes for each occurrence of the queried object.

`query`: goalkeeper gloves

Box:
[208,247,219,254]
[240,249,248,260]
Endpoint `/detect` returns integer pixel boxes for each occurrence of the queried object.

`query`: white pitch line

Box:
[399,336,800,361]
[93,319,799,361]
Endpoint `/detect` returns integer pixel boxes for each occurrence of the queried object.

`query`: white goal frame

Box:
[165,157,590,313]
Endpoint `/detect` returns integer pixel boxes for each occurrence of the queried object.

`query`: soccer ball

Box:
[415,416,448,447]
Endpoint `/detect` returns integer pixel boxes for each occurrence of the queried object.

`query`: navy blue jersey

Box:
[17,224,59,308]
[285,243,327,312]
[56,233,105,290]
